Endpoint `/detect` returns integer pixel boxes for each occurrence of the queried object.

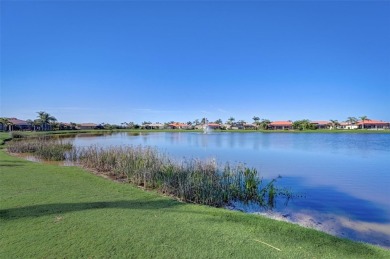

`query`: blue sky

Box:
[1,1,389,124]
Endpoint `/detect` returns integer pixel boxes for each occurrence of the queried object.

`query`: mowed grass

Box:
[1,137,389,258]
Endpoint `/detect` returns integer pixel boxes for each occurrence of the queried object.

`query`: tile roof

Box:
[269,121,293,126]
[357,120,389,125]
[8,118,28,125]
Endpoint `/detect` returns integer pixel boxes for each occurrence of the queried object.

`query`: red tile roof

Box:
[169,122,188,127]
[269,121,293,126]
[357,120,389,125]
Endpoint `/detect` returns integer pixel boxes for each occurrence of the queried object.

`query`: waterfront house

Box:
[78,123,98,130]
[168,122,190,129]
[269,121,293,130]
[357,120,390,130]
[142,123,165,129]
[243,123,257,130]
[311,121,331,129]
[207,123,221,130]
[5,118,31,131]
[339,122,359,130]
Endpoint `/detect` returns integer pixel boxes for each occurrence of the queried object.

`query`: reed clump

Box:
[75,145,291,208]
[7,138,73,161]
[7,138,291,208]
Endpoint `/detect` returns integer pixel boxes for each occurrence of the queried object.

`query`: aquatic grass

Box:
[7,138,73,161]
[74,145,291,208]
[6,137,291,208]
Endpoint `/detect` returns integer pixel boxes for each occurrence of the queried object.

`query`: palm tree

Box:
[36,111,57,131]
[0,118,12,131]
[214,119,223,124]
[346,117,358,125]
[259,119,271,130]
[359,116,370,129]
[252,116,260,125]
[329,119,339,130]
[227,117,235,125]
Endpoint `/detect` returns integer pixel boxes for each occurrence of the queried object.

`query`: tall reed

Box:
[7,138,73,161]
[74,145,292,208]
[7,138,292,208]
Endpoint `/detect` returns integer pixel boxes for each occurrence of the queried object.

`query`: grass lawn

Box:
[1,133,389,258]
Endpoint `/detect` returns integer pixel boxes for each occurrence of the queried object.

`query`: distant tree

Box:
[292,119,313,130]
[329,119,340,130]
[346,117,358,125]
[359,116,370,129]
[259,119,271,130]
[142,121,152,125]
[36,111,57,131]
[70,122,77,130]
[25,119,35,131]
[252,116,260,125]
[227,117,235,125]
[0,118,13,131]
[127,122,135,129]
[187,121,193,125]
[201,118,207,124]
[215,119,223,124]
[237,120,246,125]
[193,119,200,125]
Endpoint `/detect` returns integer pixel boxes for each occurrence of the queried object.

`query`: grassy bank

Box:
[1,135,389,258]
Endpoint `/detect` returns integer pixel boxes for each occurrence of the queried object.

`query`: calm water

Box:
[67,132,390,247]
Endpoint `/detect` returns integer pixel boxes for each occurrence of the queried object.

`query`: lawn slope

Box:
[1,138,389,258]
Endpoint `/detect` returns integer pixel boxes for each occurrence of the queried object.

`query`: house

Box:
[168,122,191,129]
[230,122,245,130]
[269,121,293,130]
[142,123,165,130]
[206,123,221,130]
[243,123,257,130]
[5,118,31,131]
[357,120,390,130]
[311,121,331,129]
[338,122,358,130]
[78,123,98,130]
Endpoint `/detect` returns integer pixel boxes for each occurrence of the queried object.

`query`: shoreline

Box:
[226,202,390,250]
[8,150,390,250]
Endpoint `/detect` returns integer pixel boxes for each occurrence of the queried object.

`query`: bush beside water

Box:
[7,139,291,208]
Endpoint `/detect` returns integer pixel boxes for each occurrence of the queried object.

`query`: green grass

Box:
[1,135,389,258]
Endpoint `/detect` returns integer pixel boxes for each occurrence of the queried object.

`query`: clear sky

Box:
[1,1,389,124]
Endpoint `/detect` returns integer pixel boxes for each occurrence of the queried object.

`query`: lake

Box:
[66,131,390,248]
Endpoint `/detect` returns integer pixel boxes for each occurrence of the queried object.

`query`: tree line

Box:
[0,113,373,131]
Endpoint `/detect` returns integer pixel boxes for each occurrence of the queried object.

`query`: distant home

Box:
[339,122,358,130]
[0,118,30,131]
[207,123,221,130]
[269,121,293,130]
[243,124,257,130]
[78,123,98,130]
[142,123,164,130]
[357,120,390,129]
[167,122,191,130]
[311,121,331,129]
